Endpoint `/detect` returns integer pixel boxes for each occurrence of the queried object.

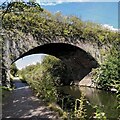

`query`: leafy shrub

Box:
[93,106,107,120]
[93,47,120,91]
[18,55,71,103]
[2,1,119,45]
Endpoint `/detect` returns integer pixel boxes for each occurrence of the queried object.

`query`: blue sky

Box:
[0,0,118,69]
[15,54,46,70]
[42,2,118,28]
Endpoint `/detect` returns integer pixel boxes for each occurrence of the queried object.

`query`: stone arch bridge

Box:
[1,30,102,86]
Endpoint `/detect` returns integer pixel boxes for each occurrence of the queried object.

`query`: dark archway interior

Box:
[14,43,87,61]
[14,43,99,84]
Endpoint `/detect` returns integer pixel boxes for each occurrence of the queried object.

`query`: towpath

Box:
[2,77,60,119]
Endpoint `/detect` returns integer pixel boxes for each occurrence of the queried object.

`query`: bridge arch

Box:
[13,43,99,84]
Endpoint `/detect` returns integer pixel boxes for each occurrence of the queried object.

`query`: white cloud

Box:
[37,0,119,6]
[102,24,118,31]
[29,62,37,65]
[38,0,87,6]
[18,62,38,70]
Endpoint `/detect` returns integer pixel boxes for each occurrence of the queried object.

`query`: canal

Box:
[58,86,119,119]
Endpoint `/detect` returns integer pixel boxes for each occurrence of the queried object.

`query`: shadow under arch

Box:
[13,43,99,84]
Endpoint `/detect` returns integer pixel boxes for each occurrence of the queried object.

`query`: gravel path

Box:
[2,77,60,119]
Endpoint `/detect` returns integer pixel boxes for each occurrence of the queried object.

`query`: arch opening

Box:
[13,43,99,84]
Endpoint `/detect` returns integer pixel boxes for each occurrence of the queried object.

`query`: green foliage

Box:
[48,103,67,118]
[93,106,107,120]
[41,56,71,86]
[93,47,119,91]
[1,1,43,13]
[56,92,87,119]
[74,94,87,119]
[92,46,120,114]
[1,1,119,46]
[18,55,70,103]
[2,1,119,118]
[10,63,18,76]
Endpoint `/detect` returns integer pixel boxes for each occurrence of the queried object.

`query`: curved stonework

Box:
[1,29,108,86]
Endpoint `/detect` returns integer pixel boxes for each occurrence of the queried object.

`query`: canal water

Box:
[58,86,119,119]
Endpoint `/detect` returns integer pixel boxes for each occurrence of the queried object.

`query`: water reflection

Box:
[59,86,119,119]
